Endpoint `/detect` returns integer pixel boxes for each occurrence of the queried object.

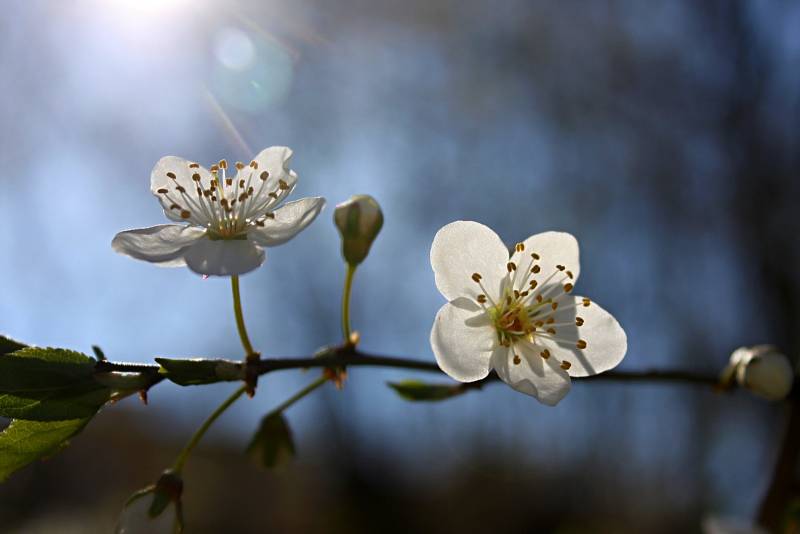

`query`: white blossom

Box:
[116,493,180,534]
[429,221,627,405]
[112,147,324,276]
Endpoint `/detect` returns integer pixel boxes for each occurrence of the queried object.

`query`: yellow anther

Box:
[226,178,233,186]
[513,354,521,365]
[180,210,191,219]
[169,203,180,210]
[260,171,269,180]
[556,265,565,271]
[566,270,574,279]
[264,212,275,219]
[235,161,244,170]
[546,317,554,324]
[529,280,538,289]
[551,302,558,310]
[507,262,516,272]
[520,290,529,297]
[577,340,587,349]
[175,185,186,193]
[532,265,541,274]
[575,317,584,326]
[513,290,520,299]
[535,321,544,327]
[563,283,574,293]
[166,172,177,179]
[547,328,556,335]
[536,295,543,303]
[582,298,591,307]
[540,349,550,359]
[239,179,245,188]
[189,162,200,168]
[250,160,258,169]
[269,192,279,199]
[278,179,289,190]
[192,173,201,182]
[477,294,487,304]
[471,273,482,283]
[515,243,525,252]
[157,188,168,194]
[218,159,228,169]
[560,360,572,370]
[210,164,219,172]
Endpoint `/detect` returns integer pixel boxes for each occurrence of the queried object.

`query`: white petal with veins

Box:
[248,197,325,247]
[183,238,266,276]
[112,225,206,266]
[431,221,508,302]
[430,298,495,382]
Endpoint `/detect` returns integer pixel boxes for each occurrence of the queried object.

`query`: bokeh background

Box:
[1,0,799,532]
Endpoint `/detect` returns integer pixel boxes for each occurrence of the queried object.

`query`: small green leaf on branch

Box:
[155,358,243,386]
[387,380,473,402]
[246,413,295,469]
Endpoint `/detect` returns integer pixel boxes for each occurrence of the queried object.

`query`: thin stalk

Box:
[172,385,247,474]
[269,375,329,417]
[341,264,357,344]
[231,275,255,358]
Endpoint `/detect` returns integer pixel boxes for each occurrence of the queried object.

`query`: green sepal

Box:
[0,347,111,420]
[0,417,92,481]
[387,380,470,402]
[155,358,242,386]
[246,412,295,469]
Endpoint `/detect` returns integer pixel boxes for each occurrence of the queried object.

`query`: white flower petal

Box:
[509,231,580,291]
[248,197,325,247]
[116,493,178,534]
[241,146,299,217]
[183,238,265,276]
[112,225,206,267]
[539,295,627,377]
[150,156,214,224]
[430,221,509,302]
[430,298,495,382]
[491,343,571,406]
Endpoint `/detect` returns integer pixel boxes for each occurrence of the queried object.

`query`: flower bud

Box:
[729,345,794,401]
[334,195,384,266]
[116,470,184,534]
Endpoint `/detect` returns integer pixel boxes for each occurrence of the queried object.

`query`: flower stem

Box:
[231,275,256,358]
[270,375,329,417]
[341,263,357,344]
[172,385,246,474]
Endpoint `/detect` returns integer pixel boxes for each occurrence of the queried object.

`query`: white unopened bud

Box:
[116,493,179,534]
[334,194,384,266]
[729,345,794,401]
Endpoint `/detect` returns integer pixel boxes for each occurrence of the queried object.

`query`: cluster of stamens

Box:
[471,242,590,370]
[156,159,290,238]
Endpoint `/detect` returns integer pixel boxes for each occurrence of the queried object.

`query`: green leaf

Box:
[0,417,91,481]
[0,335,27,356]
[246,413,295,469]
[0,347,111,420]
[155,358,242,386]
[387,380,470,402]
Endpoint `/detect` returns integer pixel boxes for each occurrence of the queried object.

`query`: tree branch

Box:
[95,347,721,388]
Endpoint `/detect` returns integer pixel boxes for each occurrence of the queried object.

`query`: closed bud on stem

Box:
[116,470,184,534]
[334,194,384,266]
[728,345,795,401]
